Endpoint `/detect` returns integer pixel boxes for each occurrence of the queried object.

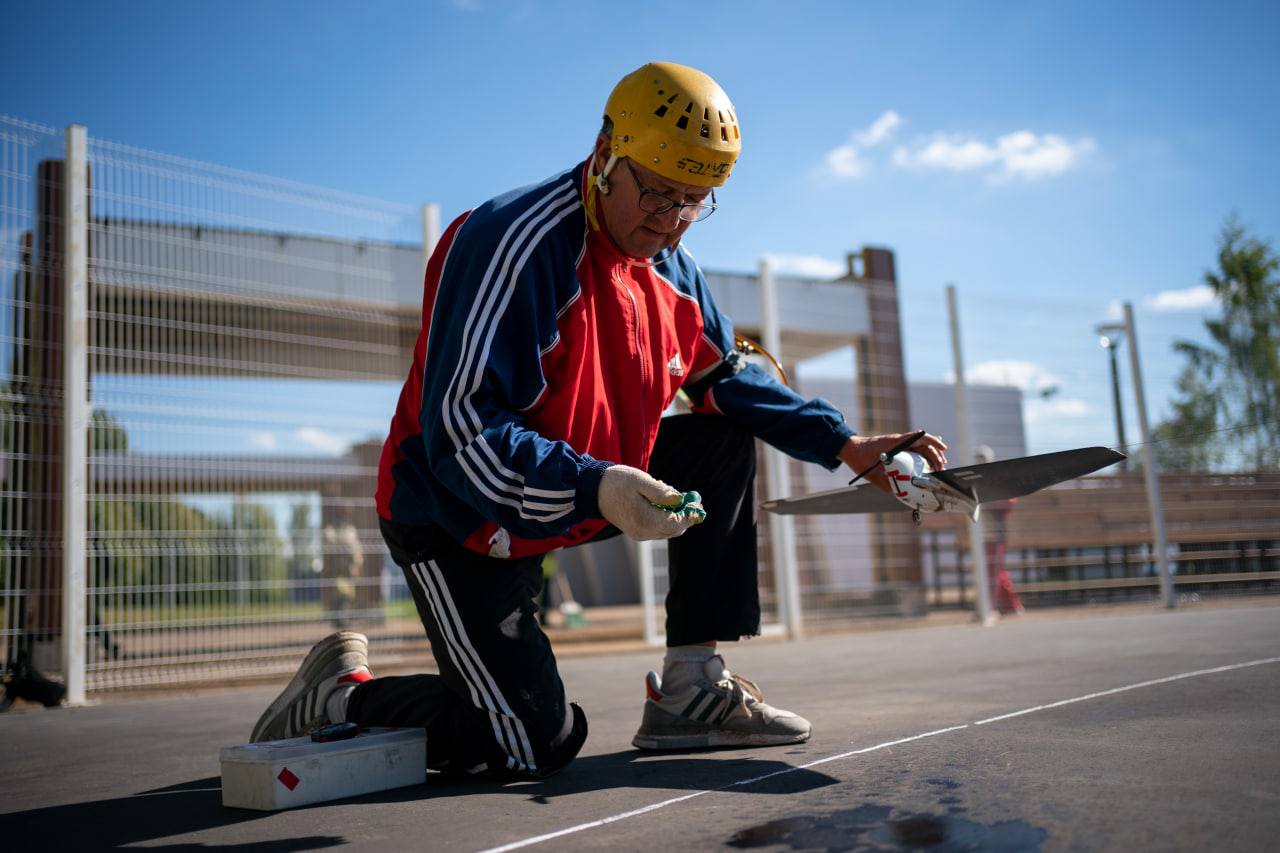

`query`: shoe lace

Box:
[712,667,764,709]
[731,672,764,704]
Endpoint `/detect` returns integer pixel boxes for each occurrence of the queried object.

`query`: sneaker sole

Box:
[249,631,368,743]
[631,729,810,750]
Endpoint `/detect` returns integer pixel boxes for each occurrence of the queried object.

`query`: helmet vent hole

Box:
[675,115,689,130]
[703,107,711,121]
[700,123,710,139]
[720,126,728,142]
[733,126,740,140]
[718,110,726,124]
[654,105,669,118]
[666,94,679,104]
[684,102,694,113]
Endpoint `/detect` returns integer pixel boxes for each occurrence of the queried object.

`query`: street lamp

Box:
[1094,322,1128,470]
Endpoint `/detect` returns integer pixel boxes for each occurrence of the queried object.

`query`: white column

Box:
[62,124,89,704]
[759,259,802,638]
[636,540,663,647]
[421,203,440,271]
[1122,303,1175,609]
[946,285,994,625]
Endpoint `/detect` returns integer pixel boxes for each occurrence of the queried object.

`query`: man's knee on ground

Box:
[521,701,589,779]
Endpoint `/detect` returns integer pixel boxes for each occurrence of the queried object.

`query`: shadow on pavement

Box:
[355,747,840,804]
[0,749,834,848]
[509,749,840,803]
[0,777,346,851]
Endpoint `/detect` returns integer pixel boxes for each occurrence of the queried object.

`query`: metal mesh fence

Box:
[0,121,431,690]
[81,135,426,689]
[1,117,68,682]
[3,117,1275,693]
[790,287,1280,621]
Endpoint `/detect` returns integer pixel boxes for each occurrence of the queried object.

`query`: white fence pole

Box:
[636,540,663,646]
[759,258,802,638]
[61,124,89,705]
[1122,302,1175,609]
[946,285,994,625]
[421,203,440,272]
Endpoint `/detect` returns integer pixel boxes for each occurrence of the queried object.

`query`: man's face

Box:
[593,136,713,259]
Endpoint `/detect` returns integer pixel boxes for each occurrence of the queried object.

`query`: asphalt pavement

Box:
[2,600,1278,852]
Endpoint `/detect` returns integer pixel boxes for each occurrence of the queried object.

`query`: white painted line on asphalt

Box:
[479,726,970,853]
[478,656,1280,853]
[973,656,1280,725]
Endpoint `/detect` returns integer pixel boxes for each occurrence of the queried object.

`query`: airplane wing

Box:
[761,446,1125,516]
[929,447,1126,503]
[760,482,908,516]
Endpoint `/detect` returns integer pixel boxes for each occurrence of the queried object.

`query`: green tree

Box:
[228,499,288,604]
[287,498,320,594]
[90,408,128,452]
[1155,217,1280,471]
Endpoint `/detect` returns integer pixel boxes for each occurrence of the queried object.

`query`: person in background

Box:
[975,445,1024,615]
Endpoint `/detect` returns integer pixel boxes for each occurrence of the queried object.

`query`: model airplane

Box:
[762,431,1125,523]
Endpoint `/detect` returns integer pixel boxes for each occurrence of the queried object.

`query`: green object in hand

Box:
[650,490,707,524]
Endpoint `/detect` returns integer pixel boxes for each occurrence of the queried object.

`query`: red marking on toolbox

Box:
[277,767,300,790]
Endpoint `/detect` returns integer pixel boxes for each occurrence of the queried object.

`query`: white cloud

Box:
[823,110,902,178]
[247,430,278,450]
[895,136,997,171]
[825,144,867,178]
[1144,284,1216,312]
[295,427,351,455]
[999,132,1095,179]
[957,359,1063,393]
[1025,396,1091,424]
[856,110,902,147]
[764,253,846,278]
[892,130,1095,181]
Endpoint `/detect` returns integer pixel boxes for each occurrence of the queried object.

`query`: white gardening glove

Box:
[597,465,700,542]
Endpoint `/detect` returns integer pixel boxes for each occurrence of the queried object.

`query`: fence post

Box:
[61,124,89,705]
[759,258,802,638]
[946,285,994,625]
[1123,302,1174,609]
[636,540,663,647]
[421,202,440,272]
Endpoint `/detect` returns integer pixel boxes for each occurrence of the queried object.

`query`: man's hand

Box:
[598,465,703,541]
[837,432,948,493]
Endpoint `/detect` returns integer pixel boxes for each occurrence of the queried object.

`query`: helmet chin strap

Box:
[594,153,618,195]
[583,152,618,232]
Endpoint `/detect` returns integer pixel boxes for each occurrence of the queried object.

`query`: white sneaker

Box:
[631,655,811,750]
[250,631,372,742]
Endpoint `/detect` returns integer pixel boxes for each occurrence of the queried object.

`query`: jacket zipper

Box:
[616,270,650,439]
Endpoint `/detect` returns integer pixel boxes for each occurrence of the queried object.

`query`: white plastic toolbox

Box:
[220,727,426,811]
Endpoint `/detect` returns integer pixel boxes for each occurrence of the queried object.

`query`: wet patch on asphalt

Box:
[726,803,1048,851]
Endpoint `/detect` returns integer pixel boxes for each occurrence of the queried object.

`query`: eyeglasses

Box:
[624,161,717,223]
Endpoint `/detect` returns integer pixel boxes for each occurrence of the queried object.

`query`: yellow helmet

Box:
[603,62,741,188]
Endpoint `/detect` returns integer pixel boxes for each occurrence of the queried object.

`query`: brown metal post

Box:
[851,247,922,586]
[25,160,67,664]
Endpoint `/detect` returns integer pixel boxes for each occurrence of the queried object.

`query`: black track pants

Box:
[348,520,587,777]
[348,413,759,774]
[623,412,761,645]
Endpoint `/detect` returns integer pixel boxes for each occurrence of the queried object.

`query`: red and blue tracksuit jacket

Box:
[375,159,855,559]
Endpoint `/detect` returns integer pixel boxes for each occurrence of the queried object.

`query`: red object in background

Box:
[985,499,1024,614]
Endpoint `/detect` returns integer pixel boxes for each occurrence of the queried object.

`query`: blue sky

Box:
[5,0,1279,461]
